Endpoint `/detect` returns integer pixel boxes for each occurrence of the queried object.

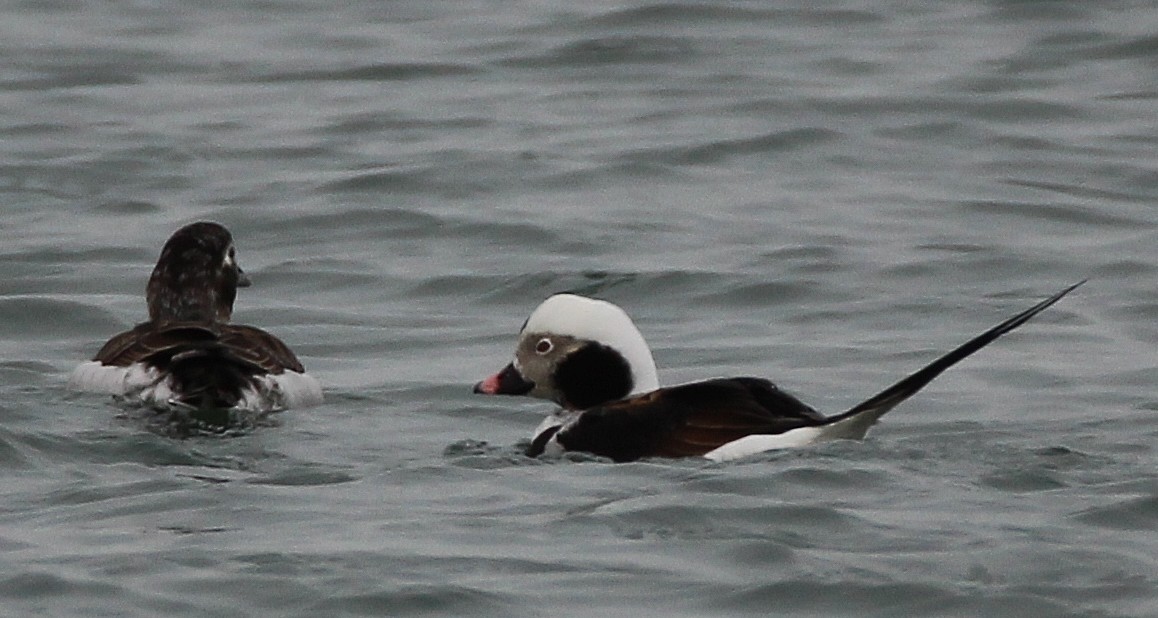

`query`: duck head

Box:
[474,294,660,410]
[146,221,251,323]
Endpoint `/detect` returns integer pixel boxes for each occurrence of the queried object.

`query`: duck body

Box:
[526,376,827,462]
[69,222,321,427]
[70,321,321,417]
[475,284,1082,462]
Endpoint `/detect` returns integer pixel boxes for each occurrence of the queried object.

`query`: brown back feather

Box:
[557,378,825,461]
[93,321,304,374]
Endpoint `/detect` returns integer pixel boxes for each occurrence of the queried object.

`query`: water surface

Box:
[2,1,1157,616]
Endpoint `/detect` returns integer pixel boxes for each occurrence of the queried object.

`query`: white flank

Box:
[529,409,578,457]
[69,361,322,412]
[531,413,565,441]
[264,371,324,409]
[537,433,566,458]
[702,427,825,462]
[67,361,132,394]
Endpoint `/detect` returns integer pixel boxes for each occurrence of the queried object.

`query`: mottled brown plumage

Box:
[92,321,305,375]
[146,221,248,323]
[69,221,321,422]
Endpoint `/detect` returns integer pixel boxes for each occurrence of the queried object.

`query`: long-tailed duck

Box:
[474,282,1082,462]
[68,222,322,426]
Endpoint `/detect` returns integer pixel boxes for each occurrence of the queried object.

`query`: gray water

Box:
[2,1,1157,616]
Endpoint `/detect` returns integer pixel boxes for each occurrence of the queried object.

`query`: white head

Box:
[474,294,660,409]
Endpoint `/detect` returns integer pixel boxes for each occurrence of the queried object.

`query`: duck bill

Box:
[473,362,534,396]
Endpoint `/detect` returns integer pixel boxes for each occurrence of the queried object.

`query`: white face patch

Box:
[522,294,660,394]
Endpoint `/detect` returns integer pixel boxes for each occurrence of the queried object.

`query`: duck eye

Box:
[535,338,553,355]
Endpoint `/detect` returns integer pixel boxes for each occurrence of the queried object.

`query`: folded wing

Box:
[554,378,825,462]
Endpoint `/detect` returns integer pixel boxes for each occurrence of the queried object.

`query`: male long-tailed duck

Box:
[474,282,1082,462]
[68,222,322,426]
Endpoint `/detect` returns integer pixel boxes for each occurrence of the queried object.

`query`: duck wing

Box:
[92,321,304,375]
[554,377,824,462]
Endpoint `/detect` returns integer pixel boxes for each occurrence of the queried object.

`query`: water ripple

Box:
[622,128,841,166]
[505,35,699,68]
[249,63,481,83]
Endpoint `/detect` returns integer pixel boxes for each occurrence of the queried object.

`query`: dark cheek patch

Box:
[553,343,633,409]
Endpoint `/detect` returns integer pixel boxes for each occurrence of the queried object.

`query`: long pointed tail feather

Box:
[818,281,1084,441]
